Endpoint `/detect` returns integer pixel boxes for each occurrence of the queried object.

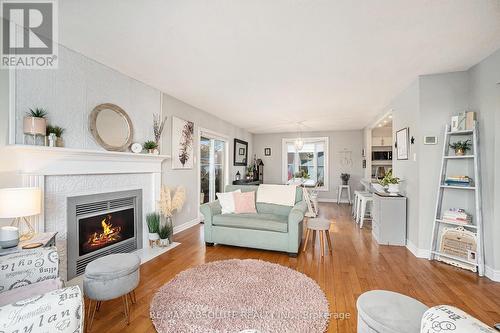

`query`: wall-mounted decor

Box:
[395,127,409,160]
[234,139,248,166]
[172,116,194,169]
[89,103,133,152]
[264,148,271,156]
[424,136,438,145]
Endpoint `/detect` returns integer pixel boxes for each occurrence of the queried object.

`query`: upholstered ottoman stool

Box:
[83,253,140,329]
[356,290,428,333]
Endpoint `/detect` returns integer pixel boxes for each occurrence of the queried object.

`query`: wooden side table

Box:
[302,218,333,257]
[0,232,57,256]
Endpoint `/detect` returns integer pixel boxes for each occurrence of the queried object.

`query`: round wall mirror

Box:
[89,103,133,151]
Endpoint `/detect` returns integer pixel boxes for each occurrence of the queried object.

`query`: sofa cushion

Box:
[212,213,288,233]
[234,191,257,213]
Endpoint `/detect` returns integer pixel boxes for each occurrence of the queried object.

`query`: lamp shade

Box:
[0,187,41,218]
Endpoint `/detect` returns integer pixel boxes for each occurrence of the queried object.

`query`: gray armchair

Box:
[0,247,84,333]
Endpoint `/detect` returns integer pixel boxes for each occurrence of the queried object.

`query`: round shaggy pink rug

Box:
[150,259,329,333]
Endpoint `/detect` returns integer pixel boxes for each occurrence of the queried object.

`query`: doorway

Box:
[199,130,229,205]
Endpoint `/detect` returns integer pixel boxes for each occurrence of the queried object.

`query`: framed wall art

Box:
[396,127,409,160]
[172,116,194,169]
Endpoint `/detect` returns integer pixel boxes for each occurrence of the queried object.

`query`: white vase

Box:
[159,238,169,247]
[388,184,400,195]
[148,232,159,247]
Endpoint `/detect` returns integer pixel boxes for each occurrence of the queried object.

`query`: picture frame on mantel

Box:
[396,127,409,160]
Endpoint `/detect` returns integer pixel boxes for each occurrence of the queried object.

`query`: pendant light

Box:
[294,122,304,151]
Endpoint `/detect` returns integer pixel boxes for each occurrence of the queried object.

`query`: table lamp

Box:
[0,187,41,241]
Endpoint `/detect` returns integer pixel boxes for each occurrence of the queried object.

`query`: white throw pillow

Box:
[216,189,241,214]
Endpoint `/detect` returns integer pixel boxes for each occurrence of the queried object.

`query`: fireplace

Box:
[67,190,142,280]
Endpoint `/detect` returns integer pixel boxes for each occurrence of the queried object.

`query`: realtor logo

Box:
[1,0,58,68]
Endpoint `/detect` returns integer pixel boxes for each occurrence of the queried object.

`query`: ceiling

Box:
[58,1,500,133]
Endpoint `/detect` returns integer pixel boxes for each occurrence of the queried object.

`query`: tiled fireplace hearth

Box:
[3,145,170,281]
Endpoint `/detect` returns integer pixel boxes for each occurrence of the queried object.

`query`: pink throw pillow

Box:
[233,191,257,214]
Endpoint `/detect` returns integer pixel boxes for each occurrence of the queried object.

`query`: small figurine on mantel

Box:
[235,171,241,181]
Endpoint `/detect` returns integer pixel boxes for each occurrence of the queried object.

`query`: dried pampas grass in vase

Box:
[159,186,186,243]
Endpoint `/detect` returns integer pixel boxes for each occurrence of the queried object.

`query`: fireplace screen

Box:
[78,208,135,256]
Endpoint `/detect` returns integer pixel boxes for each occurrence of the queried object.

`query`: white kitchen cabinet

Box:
[372,193,407,246]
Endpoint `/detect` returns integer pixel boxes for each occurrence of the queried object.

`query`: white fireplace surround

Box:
[3,144,171,281]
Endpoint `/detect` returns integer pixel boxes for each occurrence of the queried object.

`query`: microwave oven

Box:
[372,151,392,161]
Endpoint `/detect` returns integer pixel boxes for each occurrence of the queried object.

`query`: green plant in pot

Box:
[294,169,310,179]
[143,140,159,154]
[24,108,48,145]
[146,212,161,247]
[379,169,401,195]
[46,125,65,147]
[341,173,350,185]
[449,140,471,156]
[158,223,172,247]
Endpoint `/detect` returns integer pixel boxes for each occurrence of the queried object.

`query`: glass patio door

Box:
[200,135,226,204]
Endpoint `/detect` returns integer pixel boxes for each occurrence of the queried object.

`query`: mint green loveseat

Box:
[200,185,307,256]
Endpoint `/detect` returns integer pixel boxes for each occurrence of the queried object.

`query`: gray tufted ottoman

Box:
[356,290,429,333]
[83,253,141,329]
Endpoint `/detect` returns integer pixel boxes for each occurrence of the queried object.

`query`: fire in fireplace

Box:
[67,190,142,280]
[78,208,135,256]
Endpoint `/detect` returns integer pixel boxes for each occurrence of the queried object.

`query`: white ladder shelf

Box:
[429,121,485,276]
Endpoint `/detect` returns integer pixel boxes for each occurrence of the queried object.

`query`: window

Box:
[282,137,329,190]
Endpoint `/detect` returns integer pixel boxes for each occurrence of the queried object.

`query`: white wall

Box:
[373,52,500,277]
[161,94,252,227]
[387,80,421,248]
[469,48,500,271]
[253,130,364,201]
[13,45,161,149]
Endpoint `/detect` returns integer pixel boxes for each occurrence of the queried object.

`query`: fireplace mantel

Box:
[3,144,170,175]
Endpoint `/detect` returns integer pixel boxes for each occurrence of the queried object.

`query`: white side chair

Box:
[356,192,373,228]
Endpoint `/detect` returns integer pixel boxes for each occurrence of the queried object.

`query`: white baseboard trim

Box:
[406,240,500,282]
[173,217,201,235]
[485,266,500,282]
[317,198,336,203]
[406,239,430,259]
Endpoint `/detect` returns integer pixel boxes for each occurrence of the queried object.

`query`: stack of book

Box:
[442,208,472,225]
[444,176,472,187]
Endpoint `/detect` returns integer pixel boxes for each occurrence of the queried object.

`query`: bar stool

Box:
[357,192,373,228]
[337,185,351,204]
[352,190,369,221]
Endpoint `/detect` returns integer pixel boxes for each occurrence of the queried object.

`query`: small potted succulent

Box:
[146,212,161,247]
[143,140,159,154]
[449,140,471,156]
[340,173,350,185]
[46,125,65,147]
[379,169,401,195]
[158,223,172,247]
[24,108,47,144]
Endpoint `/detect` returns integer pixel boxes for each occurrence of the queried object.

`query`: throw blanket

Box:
[257,184,296,207]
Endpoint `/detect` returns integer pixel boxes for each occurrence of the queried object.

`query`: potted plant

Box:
[341,173,350,185]
[144,140,159,154]
[24,108,48,145]
[146,212,161,247]
[158,224,171,247]
[46,125,65,147]
[159,185,186,243]
[379,169,401,195]
[449,140,471,156]
[294,169,310,180]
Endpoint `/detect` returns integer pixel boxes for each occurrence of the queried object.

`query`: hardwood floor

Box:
[90,203,500,332]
